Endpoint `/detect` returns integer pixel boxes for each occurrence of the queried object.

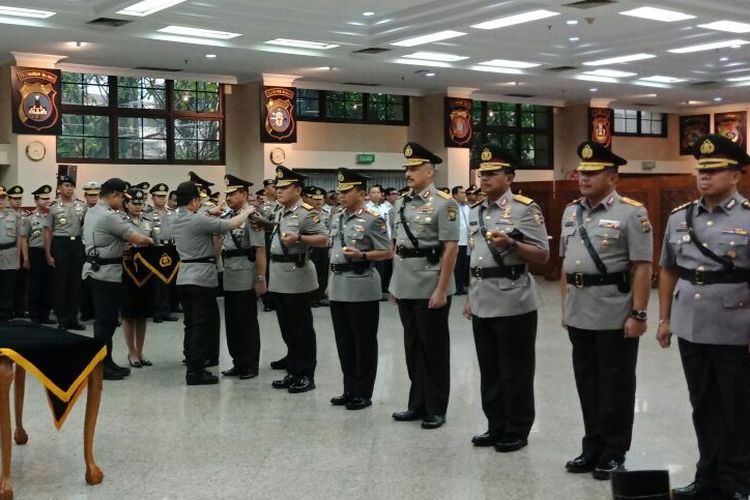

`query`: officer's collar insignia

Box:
[606,194,614,206]
[700,139,715,155]
[337,172,344,182]
[356,208,363,215]
[481,148,492,162]
[404,145,413,157]
[582,144,594,160]
[726,198,737,210]
[499,197,507,207]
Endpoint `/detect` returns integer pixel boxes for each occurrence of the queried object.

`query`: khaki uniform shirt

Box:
[173,208,231,288]
[45,199,87,237]
[560,191,653,330]
[23,210,47,248]
[661,193,750,345]
[222,204,265,292]
[150,207,175,243]
[82,202,133,283]
[389,183,460,299]
[468,190,549,318]
[328,206,391,302]
[0,208,20,270]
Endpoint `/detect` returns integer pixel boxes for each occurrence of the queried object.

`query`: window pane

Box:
[173,81,220,112]
[58,113,109,159]
[326,91,363,119]
[61,72,109,106]
[117,77,167,109]
[174,119,220,162]
[117,117,167,160]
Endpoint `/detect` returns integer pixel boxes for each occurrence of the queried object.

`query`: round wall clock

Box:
[270,147,286,165]
[26,141,46,162]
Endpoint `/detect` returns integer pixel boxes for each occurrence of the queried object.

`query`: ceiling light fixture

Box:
[403,51,469,62]
[0,5,55,18]
[639,75,687,83]
[569,37,580,42]
[584,69,636,78]
[619,6,695,22]
[471,9,559,30]
[117,0,186,17]
[158,25,242,40]
[393,58,453,68]
[713,97,723,102]
[727,74,750,82]
[362,11,375,16]
[374,18,392,25]
[698,20,750,33]
[567,19,578,25]
[478,59,540,69]
[469,65,524,75]
[669,39,749,53]
[390,30,466,47]
[205,54,217,58]
[583,53,656,66]
[720,57,730,61]
[687,100,708,105]
[575,75,619,83]
[265,38,338,49]
[633,81,671,89]
[589,88,598,92]
[424,71,436,77]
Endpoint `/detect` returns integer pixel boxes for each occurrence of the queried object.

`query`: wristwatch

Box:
[362,251,368,260]
[630,309,647,321]
[256,275,265,283]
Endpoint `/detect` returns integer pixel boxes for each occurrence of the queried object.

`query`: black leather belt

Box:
[222,248,257,262]
[86,256,120,265]
[271,254,307,265]
[566,271,630,289]
[677,266,750,285]
[0,242,15,251]
[330,262,372,274]
[182,256,217,264]
[396,246,442,259]
[471,265,526,280]
[53,236,81,241]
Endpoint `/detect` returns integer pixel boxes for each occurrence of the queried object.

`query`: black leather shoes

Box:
[471,431,500,447]
[392,410,423,421]
[186,370,219,385]
[565,454,598,473]
[288,376,315,393]
[152,317,163,323]
[725,492,750,500]
[592,457,625,480]
[671,482,723,500]
[203,359,219,368]
[495,437,528,453]
[272,374,295,389]
[103,365,126,380]
[162,315,178,322]
[345,398,372,410]
[222,367,257,379]
[270,357,288,370]
[330,394,351,406]
[421,415,446,429]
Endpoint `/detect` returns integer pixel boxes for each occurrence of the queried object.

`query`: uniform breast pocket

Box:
[562,225,577,243]
[591,227,621,251]
[723,287,750,309]
[718,234,748,259]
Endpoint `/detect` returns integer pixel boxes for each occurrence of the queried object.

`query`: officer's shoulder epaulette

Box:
[742,200,750,210]
[301,202,314,210]
[205,201,215,207]
[513,194,533,205]
[671,201,693,214]
[365,207,380,217]
[470,200,483,209]
[435,190,451,200]
[621,197,644,207]
[566,197,583,207]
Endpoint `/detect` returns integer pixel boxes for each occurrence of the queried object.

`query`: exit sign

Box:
[356,153,375,164]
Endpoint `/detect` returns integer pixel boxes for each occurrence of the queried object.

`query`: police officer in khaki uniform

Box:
[220,174,267,380]
[658,134,750,500]
[0,186,21,322]
[8,186,28,318]
[80,180,101,321]
[390,142,460,430]
[149,183,179,323]
[44,173,87,330]
[22,185,55,325]
[268,166,328,393]
[328,168,392,410]
[260,179,280,315]
[304,185,331,307]
[560,141,653,480]
[462,145,549,452]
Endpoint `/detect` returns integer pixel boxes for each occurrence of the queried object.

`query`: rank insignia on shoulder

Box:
[742,200,750,210]
[366,207,380,217]
[567,197,583,207]
[531,209,544,225]
[377,219,387,234]
[513,194,533,205]
[435,190,451,200]
[447,204,457,221]
[301,202,314,210]
[671,201,693,214]
[640,217,652,233]
[621,197,643,207]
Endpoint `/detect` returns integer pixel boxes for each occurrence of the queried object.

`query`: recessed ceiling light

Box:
[0,5,55,18]
[479,59,540,69]
[471,9,559,30]
[589,88,598,92]
[403,51,469,62]
[699,20,750,33]
[566,19,578,25]
[569,37,580,42]
[619,6,695,22]
[669,39,749,54]
[265,38,339,49]
[720,57,730,61]
[362,11,375,16]
[469,65,523,75]
[424,71,436,77]
[727,74,750,82]
[583,53,656,66]
[687,100,708,105]
[117,0,186,17]
[393,58,452,68]
[390,30,466,47]
[584,69,637,78]
[68,41,85,48]
[374,18,392,25]
[633,81,671,88]
[158,25,242,40]
[205,53,217,58]
[575,75,619,83]
[713,97,723,102]
[639,75,687,83]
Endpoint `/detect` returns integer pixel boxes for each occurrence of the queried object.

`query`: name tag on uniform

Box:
[564,220,575,227]
[676,222,688,232]
[419,207,433,214]
[597,219,621,229]
[723,227,749,235]
[469,221,478,226]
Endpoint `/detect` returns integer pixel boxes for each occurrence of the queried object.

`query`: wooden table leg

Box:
[12,367,26,446]
[84,362,103,486]
[0,358,15,500]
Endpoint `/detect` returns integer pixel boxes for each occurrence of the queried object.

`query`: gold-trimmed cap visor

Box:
[576,162,617,172]
[696,158,739,170]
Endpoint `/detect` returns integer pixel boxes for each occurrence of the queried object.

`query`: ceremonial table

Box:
[0,321,106,499]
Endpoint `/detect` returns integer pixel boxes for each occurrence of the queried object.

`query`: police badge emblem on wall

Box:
[589,107,613,150]
[261,86,297,143]
[11,67,62,135]
[444,97,473,148]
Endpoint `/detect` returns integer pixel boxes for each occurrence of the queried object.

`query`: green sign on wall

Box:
[356,153,375,164]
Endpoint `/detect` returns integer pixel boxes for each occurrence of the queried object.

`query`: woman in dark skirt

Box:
[121,187,156,368]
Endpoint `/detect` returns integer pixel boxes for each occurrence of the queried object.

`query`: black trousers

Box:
[397,298,451,416]
[0,269,16,321]
[224,290,260,372]
[89,279,122,365]
[274,292,316,378]
[375,260,392,294]
[472,310,537,439]
[179,285,220,373]
[568,326,639,461]
[80,277,94,319]
[330,300,379,399]
[454,245,469,294]
[14,268,27,316]
[28,248,52,322]
[153,279,174,319]
[678,338,750,495]
[260,236,274,309]
[51,237,83,325]
[310,247,329,301]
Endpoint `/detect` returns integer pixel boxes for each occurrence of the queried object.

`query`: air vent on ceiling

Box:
[688,81,718,87]
[563,0,616,9]
[505,93,535,98]
[545,65,578,72]
[353,47,391,55]
[134,66,183,72]
[87,17,132,27]
[342,82,380,86]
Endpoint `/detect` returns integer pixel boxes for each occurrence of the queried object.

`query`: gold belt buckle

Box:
[694,266,705,285]
[574,272,584,288]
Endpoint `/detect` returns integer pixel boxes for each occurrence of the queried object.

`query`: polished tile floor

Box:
[11,281,696,500]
